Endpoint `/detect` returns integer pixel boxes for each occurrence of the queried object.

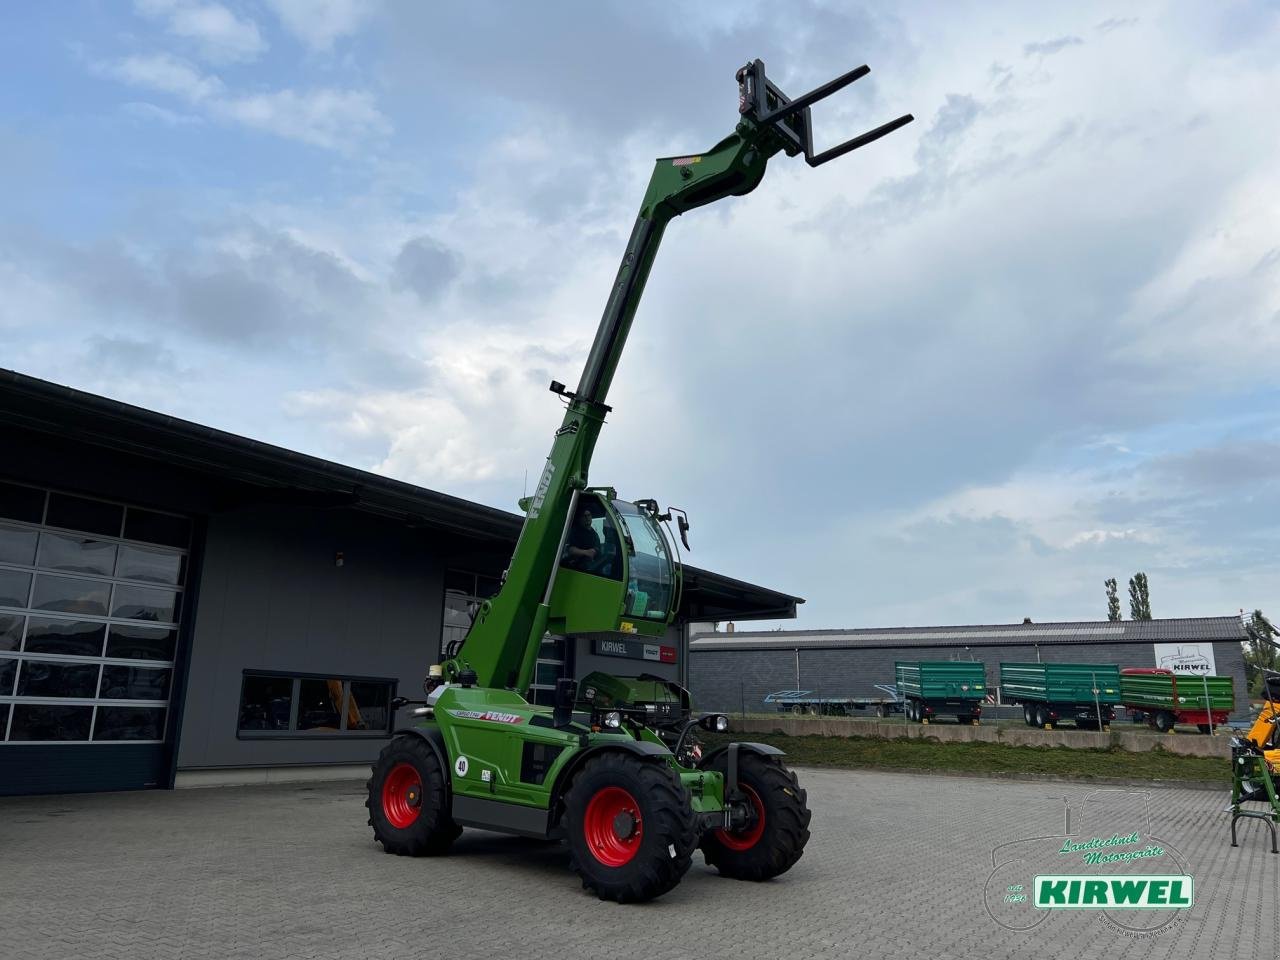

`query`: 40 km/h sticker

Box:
[455,756,469,777]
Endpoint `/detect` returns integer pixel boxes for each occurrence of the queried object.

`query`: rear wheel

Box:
[366,735,461,856]
[701,752,811,882]
[1023,704,1034,726]
[562,752,697,902]
[1154,712,1175,733]
[1034,706,1050,728]
[1197,723,1212,735]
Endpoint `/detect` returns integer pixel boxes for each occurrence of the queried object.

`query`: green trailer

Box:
[1000,662,1121,729]
[894,661,987,725]
[1120,668,1234,733]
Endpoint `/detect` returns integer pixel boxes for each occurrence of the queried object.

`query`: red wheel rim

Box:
[717,784,766,851]
[382,762,423,829]
[583,786,644,867]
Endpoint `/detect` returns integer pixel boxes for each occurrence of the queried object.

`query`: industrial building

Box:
[0,370,799,796]
[689,617,1251,720]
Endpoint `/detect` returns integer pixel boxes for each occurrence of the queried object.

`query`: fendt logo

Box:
[1034,876,1193,909]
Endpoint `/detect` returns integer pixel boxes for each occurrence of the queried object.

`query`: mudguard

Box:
[547,738,672,824]
[700,741,785,768]
[392,725,451,785]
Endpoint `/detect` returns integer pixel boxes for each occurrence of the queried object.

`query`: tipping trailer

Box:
[1000,662,1121,729]
[895,661,987,724]
[1120,668,1234,734]
[764,687,903,718]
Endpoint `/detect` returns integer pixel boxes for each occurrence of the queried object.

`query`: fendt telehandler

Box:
[365,59,912,902]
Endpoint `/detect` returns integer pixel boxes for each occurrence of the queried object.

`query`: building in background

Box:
[689,618,1250,719]
[0,371,799,796]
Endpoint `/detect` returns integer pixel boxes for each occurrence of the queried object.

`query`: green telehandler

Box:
[365,59,912,901]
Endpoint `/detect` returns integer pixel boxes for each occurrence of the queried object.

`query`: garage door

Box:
[0,480,192,795]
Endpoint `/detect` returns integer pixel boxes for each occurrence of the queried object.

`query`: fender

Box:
[700,741,785,768]
[547,738,672,830]
[392,725,451,786]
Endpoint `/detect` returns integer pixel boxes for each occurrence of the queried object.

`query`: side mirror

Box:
[553,677,578,728]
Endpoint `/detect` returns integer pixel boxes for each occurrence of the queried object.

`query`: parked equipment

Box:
[1000,662,1120,729]
[765,687,903,718]
[895,661,987,725]
[1230,670,1280,852]
[1120,668,1233,734]
[363,60,912,902]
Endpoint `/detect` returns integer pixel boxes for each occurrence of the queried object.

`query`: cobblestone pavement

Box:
[1,768,1274,960]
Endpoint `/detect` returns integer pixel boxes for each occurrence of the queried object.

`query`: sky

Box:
[2,1,1278,630]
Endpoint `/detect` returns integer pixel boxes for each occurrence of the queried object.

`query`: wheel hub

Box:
[612,809,638,840]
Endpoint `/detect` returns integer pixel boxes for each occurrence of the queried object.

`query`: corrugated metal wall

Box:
[689,639,1251,721]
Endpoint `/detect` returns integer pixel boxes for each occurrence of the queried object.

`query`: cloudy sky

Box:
[3,2,1278,629]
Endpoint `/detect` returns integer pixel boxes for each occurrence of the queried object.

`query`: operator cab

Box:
[551,492,680,637]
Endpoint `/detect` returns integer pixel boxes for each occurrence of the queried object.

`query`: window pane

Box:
[105,624,177,661]
[111,583,179,623]
[99,665,171,701]
[0,703,7,737]
[31,574,109,616]
[0,657,14,695]
[93,706,166,741]
[0,615,20,651]
[18,660,100,698]
[123,509,191,549]
[0,523,38,566]
[348,682,390,732]
[24,618,105,657]
[0,481,44,523]
[297,678,343,732]
[38,533,117,576]
[10,704,93,741]
[115,544,185,585]
[46,493,123,538]
[535,661,563,686]
[0,569,31,608]
[238,675,293,731]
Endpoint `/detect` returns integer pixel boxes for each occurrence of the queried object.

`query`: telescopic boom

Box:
[442,60,912,692]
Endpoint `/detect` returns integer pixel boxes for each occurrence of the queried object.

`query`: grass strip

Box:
[703,732,1229,783]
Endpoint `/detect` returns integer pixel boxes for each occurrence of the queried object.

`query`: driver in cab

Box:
[565,501,604,572]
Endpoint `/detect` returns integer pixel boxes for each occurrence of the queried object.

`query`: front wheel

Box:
[366,735,461,856]
[562,752,698,902]
[701,751,811,882]
[1154,712,1175,733]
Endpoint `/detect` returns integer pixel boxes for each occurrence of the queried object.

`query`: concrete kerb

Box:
[732,715,1234,758]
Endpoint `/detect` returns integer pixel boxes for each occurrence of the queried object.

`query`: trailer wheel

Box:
[1034,706,1051,728]
[1197,724,1212,735]
[701,752,811,882]
[1023,704,1034,726]
[1154,712,1175,733]
[875,704,887,719]
[562,752,697,903]
[366,735,461,856]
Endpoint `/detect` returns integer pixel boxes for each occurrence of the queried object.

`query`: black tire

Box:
[1023,704,1034,726]
[366,735,461,856]
[875,704,887,719]
[1197,724,1212,735]
[1034,706,1049,728]
[700,752,811,882]
[1154,712,1175,733]
[562,752,698,903]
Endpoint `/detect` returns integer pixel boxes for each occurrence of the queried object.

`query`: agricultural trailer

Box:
[1000,662,1121,730]
[1120,667,1234,734]
[895,661,987,725]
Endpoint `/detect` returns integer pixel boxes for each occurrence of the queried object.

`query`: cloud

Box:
[101,53,225,101]
[392,236,461,303]
[266,0,375,52]
[134,0,266,63]
[1024,36,1084,57]
[96,53,388,149]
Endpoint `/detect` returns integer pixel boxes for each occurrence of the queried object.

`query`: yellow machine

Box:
[1230,671,1280,853]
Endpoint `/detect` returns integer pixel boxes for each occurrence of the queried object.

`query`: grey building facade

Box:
[0,371,798,796]
[689,618,1251,721]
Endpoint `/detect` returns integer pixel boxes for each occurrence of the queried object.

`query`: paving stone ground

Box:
[1,767,1275,960]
